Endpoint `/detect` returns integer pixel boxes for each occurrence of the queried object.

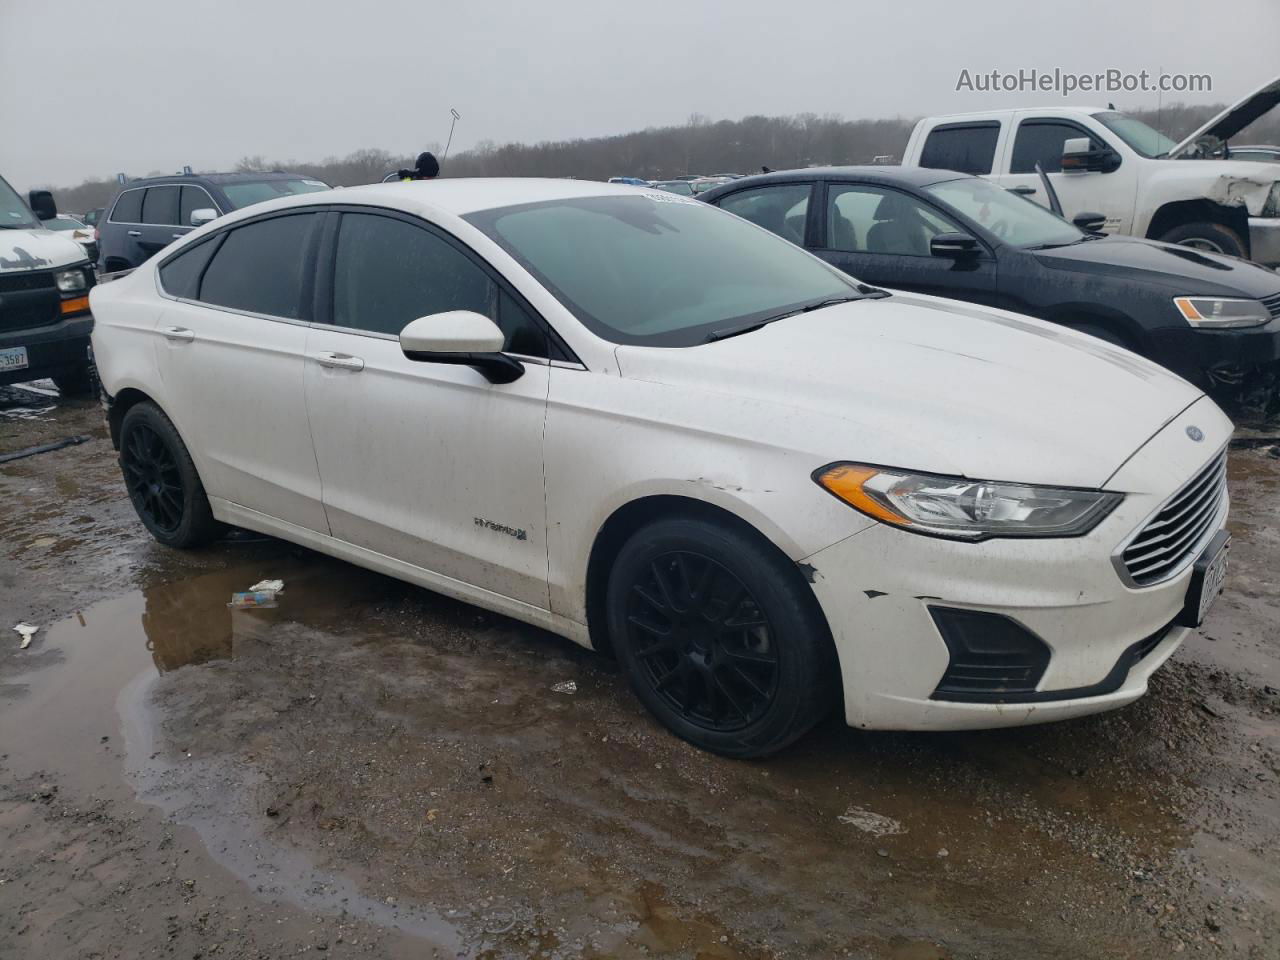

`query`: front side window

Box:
[331,213,547,356]
[716,184,811,245]
[110,189,145,223]
[919,123,1001,175]
[141,186,180,226]
[827,185,963,255]
[465,194,856,347]
[220,178,329,210]
[1092,111,1178,159]
[0,176,40,229]
[198,214,317,318]
[1011,121,1105,174]
[926,177,1083,249]
[180,186,216,226]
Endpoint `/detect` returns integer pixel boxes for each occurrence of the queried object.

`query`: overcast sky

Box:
[2,0,1276,191]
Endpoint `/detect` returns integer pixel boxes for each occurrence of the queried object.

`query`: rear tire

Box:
[53,364,95,397]
[606,516,839,758]
[1157,222,1246,259]
[119,401,224,548]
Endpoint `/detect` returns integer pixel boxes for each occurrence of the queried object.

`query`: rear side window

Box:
[141,186,180,226]
[110,189,144,223]
[158,238,220,299]
[199,214,316,319]
[919,123,1000,175]
[1011,121,1105,174]
[716,184,811,245]
[180,186,215,226]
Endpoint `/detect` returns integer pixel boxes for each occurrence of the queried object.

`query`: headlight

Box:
[814,463,1123,540]
[1173,297,1270,329]
[1263,182,1280,218]
[54,267,88,293]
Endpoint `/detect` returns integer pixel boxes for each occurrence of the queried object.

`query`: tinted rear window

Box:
[198,214,316,318]
[110,189,144,223]
[158,237,221,299]
[919,123,1000,175]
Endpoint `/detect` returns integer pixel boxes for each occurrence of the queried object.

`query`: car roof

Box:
[121,171,318,188]
[697,165,971,198]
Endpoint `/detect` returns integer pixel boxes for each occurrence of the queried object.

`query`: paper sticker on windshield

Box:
[644,191,696,204]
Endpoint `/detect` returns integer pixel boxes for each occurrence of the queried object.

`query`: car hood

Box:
[0,228,89,272]
[1032,235,1280,298]
[1169,75,1280,158]
[613,295,1203,489]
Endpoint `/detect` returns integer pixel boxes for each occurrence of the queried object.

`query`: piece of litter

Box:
[14,623,39,649]
[228,591,278,609]
[249,579,284,593]
[837,805,906,837]
[551,681,577,695]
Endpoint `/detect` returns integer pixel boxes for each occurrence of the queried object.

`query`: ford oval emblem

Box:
[1186,426,1205,442]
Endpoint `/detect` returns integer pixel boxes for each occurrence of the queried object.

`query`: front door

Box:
[815,182,999,305]
[991,116,1138,235]
[303,210,553,607]
[152,211,329,533]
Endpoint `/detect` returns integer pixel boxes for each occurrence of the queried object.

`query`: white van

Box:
[0,174,98,394]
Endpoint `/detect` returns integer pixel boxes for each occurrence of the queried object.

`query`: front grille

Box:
[0,271,56,294]
[1121,449,1227,586]
[1262,292,1280,321]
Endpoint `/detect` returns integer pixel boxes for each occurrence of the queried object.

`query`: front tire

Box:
[606,516,839,758]
[119,402,223,548]
[53,363,96,397]
[1157,222,1246,259]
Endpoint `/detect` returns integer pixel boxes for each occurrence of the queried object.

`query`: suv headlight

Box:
[814,463,1123,541]
[54,267,88,293]
[1173,297,1270,329]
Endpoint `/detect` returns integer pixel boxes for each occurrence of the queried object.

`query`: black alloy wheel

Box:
[122,420,185,535]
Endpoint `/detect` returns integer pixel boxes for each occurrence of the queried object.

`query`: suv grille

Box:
[1121,449,1227,586]
[1262,292,1280,321]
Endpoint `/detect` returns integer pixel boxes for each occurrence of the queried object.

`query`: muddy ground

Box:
[1,380,1277,960]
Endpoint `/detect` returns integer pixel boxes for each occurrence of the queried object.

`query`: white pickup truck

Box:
[902,76,1280,268]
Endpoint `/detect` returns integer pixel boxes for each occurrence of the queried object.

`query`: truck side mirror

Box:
[28,190,57,221]
[1061,137,1121,174]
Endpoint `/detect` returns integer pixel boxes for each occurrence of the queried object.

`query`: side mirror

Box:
[1072,211,1107,234]
[399,311,524,384]
[28,190,57,221]
[1061,137,1120,173]
[190,208,218,227]
[930,232,981,258]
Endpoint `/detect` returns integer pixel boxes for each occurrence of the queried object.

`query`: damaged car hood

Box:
[1169,75,1280,159]
[0,228,89,272]
[614,294,1203,490]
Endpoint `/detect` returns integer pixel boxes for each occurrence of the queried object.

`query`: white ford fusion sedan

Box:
[90,179,1232,757]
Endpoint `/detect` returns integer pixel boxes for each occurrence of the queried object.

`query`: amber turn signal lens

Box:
[60,296,91,316]
[814,463,911,527]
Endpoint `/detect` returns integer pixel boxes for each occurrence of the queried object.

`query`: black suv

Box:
[97,171,329,273]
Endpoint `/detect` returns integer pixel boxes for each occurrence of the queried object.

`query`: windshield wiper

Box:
[704,289,887,343]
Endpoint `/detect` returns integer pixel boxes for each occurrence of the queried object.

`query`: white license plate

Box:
[0,346,29,373]
[1194,539,1230,625]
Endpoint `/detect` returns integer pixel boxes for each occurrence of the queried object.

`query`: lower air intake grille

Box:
[929,607,1051,701]
[1121,449,1227,587]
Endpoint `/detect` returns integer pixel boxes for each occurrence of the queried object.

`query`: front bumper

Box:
[1147,317,1280,385]
[803,396,1233,731]
[0,314,94,386]
[1248,217,1280,269]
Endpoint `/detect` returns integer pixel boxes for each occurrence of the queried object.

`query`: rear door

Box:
[814,182,999,304]
[153,211,329,532]
[303,209,554,607]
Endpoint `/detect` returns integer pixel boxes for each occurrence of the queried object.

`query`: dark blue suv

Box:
[98,171,329,273]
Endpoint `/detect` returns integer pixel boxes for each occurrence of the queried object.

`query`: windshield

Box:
[925,177,1084,249]
[46,217,86,231]
[1092,111,1178,158]
[220,178,329,209]
[466,194,858,346]
[0,176,40,230]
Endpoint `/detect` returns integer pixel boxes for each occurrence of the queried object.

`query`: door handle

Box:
[314,352,365,371]
[127,230,142,237]
[1010,186,1037,196]
[161,326,195,343]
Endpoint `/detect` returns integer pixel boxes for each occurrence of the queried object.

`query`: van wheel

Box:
[1158,222,1245,258]
[53,364,96,397]
[119,401,223,548]
[606,516,838,758]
